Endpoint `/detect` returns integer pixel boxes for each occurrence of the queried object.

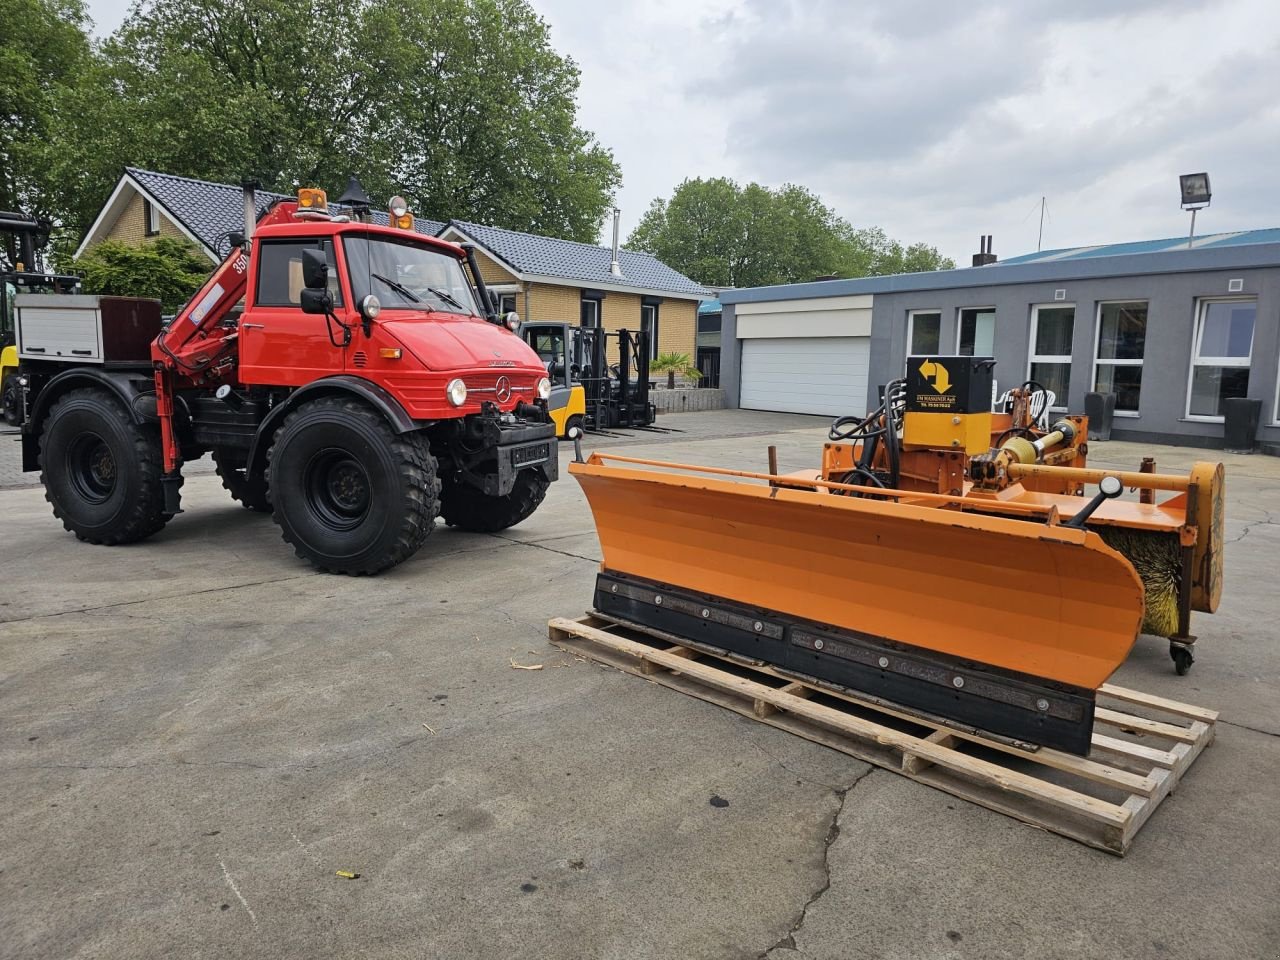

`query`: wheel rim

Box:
[66,432,117,504]
[303,448,371,531]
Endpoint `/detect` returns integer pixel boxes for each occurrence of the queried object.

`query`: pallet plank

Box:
[1099,683,1219,724]
[1094,708,1200,743]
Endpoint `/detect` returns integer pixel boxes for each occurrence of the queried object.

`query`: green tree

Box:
[76,237,212,312]
[43,0,620,243]
[626,178,954,288]
[0,0,92,249]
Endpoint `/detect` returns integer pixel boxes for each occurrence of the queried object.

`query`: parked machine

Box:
[522,321,655,433]
[12,189,558,574]
[1,209,81,424]
[569,355,1226,756]
[522,322,586,438]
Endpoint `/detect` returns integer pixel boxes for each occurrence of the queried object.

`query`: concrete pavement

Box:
[2,410,1278,959]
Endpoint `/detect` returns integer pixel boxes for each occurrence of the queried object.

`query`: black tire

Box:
[266,396,439,574]
[441,468,549,533]
[2,375,19,426]
[212,448,272,513]
[565,413,585,438]
[39,387,171,544]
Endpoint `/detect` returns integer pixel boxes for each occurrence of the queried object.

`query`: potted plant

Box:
[650,352,702,389]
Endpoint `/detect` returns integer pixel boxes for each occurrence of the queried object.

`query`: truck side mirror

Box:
[301,248,328,289]
[300,288,332,314]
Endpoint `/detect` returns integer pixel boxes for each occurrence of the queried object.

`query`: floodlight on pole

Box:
[1179,172,1211,248]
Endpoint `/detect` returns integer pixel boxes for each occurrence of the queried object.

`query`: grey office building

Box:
[718,228,1280,450]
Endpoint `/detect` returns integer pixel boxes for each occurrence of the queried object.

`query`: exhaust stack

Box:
[972,234,997,267]
[241,179,259,241]
[609,208,623,278]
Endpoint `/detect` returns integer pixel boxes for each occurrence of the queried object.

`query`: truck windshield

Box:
[344,235,480,316]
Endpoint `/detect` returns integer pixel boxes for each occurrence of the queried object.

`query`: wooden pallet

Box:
[549,614,1218,856]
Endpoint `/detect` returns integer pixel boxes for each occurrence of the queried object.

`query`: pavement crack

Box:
[1218,718,1280,738]
[486,532,599,563]
[1227,513,1277,543]
[760,766,875,959]
[0,573,315,626]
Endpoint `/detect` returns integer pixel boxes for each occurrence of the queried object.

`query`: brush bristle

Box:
[1097,527,1182,636]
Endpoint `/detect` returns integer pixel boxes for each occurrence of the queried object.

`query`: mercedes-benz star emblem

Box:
[494,376,512,403]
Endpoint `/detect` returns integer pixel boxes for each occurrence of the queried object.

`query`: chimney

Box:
[971,234,997,267]
[609,208,623,278]
[241,178,260,241]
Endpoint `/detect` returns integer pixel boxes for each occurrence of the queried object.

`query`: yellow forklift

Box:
[522,322,586,437]
[1,210,81,424]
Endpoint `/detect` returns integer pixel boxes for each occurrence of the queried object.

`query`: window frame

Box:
[254,238,344,309]
[144,199,161,237]
[955,306,996,357]
[905,309,942,359]
[641,302,659,359]
[1091,299,1149,418]
[1026,303,1076,412]
[1184,296,1256,422]
[580,295,601,328]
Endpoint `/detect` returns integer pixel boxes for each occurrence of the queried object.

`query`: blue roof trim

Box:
[721,238,1280,305]
[698,298,722,314]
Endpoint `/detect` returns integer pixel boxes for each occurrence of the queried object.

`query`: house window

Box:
[1093,301,1147,414]
[1188,298,1255,419]
[906,310,940,355]
[144,199,161,237]
[641,302,659,359]
[697,312,721,334]
[255,240,342,307]
[580,295,600,327]
[499,293,518,315]
[956,307,995,356]
[1028,304,1075,409]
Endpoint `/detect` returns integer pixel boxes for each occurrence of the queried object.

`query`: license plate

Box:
[511,442,550,467]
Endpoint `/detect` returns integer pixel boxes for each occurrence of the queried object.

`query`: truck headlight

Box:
[446,378,467,406]
[504,311,520,331]
[537,377,551,401]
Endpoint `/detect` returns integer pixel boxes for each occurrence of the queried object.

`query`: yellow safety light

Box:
[379,347,403,359]
[295,187,330,220]
[388,195,414,230]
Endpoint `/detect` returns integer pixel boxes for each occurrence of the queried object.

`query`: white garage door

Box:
[739,337,869,417]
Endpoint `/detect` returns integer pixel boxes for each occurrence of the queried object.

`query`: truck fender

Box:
[244,375,421,480]
[21,367,156,473]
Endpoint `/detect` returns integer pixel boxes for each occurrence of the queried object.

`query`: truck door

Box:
[238,238,349,386]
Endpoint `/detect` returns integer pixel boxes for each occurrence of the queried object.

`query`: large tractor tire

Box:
[2,376,19,426]
[441,468,549,533]
[212,448,272,513]
[39,387,171,544]
[267,396,439,575]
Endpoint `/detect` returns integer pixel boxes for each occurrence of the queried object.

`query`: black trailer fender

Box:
[244,375,421,481]
[21,367,157,473]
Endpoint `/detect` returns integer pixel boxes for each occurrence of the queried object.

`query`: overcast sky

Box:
[85,0,1280,263]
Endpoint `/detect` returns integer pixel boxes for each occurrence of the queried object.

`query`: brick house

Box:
[76,168,708,356]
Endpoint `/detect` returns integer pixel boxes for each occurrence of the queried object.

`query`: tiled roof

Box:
[126,168,445,253]
[446,220,709,298]
[1000,227,1280,265]
[127,168,291,255]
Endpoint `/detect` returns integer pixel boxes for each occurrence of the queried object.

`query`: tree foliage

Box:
[76,237,212,312]
[0,0,92,219]
[627,178,954,288]
[38,0,620,243]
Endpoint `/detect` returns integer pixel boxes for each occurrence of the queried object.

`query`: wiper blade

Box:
[426,286,465,311]
[370,272,420,303]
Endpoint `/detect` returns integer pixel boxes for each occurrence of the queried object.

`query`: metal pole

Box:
[1037,197,1045,252]
[1188,207,1198,248]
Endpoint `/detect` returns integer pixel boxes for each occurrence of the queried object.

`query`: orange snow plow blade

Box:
[571,453,1146,755]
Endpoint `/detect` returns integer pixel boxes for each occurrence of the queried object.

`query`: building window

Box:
[641,302,659,359]
[697,312,721,334]
[1028,304,1075,409]
[956,307,995,356]
[580,295,600,327]
[144,199,161,237]
[499,293,518,315]
[1188,298,1255,419]
[1093,301,1147,414]
[906,310,940,356]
